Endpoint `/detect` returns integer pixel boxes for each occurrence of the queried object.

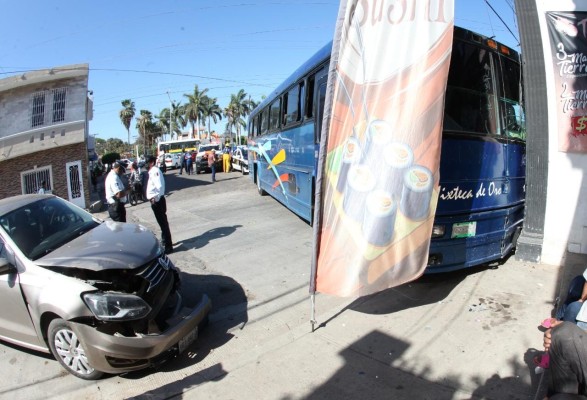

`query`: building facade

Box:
[0,64,93,208]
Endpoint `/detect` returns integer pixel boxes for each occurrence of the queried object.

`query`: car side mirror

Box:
[0,257,15,275]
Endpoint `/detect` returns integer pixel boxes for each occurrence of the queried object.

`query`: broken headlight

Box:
[83,292,152,321]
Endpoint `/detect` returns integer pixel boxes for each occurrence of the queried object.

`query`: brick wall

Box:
[0,142,90,206]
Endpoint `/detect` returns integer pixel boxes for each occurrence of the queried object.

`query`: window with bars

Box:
[31,92,46,128]
[52,88,67,123]
[21,166,52,194]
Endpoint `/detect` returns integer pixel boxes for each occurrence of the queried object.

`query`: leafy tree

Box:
[119,99,136,148]
[224,89,254,146]
[184,85,208,140]
[202,96,222,138]
[156,102,186,141]
[136,110,157,156]
[101,138,126,155]
[102,152,121,166]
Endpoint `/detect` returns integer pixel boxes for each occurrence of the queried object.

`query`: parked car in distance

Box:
[0,194,211,379]
[165,153,182,169]
[195,144,222,174]
[231,146,249,174]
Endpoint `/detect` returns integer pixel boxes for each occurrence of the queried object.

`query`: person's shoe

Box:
[165,247,173,254]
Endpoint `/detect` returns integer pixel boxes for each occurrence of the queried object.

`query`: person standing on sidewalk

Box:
[146,156,173,254]
[208,149,217,182]
[105,162,128,222]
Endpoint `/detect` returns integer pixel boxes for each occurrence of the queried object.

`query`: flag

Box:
[311,0,455,297]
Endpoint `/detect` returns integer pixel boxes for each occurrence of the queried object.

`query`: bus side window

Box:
[269,99,281,131]
[316,81,327,143]
[261,108,269,135]
[284,83,302,126]
[306,75,315,119]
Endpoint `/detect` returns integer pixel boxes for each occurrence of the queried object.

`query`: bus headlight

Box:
[431,225,445,238]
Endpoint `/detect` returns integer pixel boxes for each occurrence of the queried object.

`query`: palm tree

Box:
[171,102,187,139]
[119,99,136,149]
[136,110,154,156]
[224,89,254,146]
[202,96,223,139]
[156,108,171,140]
[183,85,208,140]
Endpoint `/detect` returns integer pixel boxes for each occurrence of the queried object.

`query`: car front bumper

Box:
[70,294,211,374]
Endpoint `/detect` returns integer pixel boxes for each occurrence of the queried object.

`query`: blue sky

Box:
[0,0,519,143]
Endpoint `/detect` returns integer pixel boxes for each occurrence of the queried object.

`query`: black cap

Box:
[113,161,125,172]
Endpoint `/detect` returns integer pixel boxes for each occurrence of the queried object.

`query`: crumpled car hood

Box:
[36,221,161,271]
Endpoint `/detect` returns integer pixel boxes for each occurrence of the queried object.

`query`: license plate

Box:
[451,222,476,238]
[178,326,198,353]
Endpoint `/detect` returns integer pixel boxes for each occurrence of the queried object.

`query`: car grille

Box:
[136,255,174,293]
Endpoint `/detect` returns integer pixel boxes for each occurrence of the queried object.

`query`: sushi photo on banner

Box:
[311,0,455,297]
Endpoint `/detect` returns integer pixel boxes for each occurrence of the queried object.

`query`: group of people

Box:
[538,268,587,399]
[104,156,173,254]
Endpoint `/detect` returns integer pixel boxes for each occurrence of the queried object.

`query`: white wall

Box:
[538,0,587,264]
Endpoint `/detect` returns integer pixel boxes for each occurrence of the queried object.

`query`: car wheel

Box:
[241,163,245,175]
[257,168,266,196]
[48,318,104,380]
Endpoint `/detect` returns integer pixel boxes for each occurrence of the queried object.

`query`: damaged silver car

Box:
[0,194,211,379]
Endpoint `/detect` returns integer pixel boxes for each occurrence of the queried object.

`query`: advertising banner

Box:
[546,11,587,152]
[311,0,454,297]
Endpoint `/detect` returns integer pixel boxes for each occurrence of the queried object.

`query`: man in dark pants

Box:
[105,162,128,222]
[544,322,587,399]
[146,156,173,254]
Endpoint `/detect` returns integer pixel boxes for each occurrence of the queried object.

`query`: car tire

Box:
[48,318,104,380]
[256,167,266,196]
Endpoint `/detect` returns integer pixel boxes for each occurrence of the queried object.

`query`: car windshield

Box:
[200,145,220,152]
[0,197,100,260]
[241,149,248,158]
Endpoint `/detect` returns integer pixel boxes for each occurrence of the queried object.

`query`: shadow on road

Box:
[295,329,536,400]
[175,225,243,251]
[123,272,248,399]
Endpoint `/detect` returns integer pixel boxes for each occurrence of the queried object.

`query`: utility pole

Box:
[166,91,173,141]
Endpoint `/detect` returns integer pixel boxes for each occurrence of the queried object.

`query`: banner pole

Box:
[310,293,316,332]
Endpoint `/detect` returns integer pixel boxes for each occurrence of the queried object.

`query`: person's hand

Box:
[544,328,552,351]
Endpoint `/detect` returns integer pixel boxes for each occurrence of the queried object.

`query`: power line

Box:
[0,66,277,89]
[483,0,520,46]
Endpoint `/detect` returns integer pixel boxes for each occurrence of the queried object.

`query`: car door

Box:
[0,238,43,349]
[233,149,241,170]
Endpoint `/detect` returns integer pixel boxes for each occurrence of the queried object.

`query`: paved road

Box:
[1,170,346,400]
[0,169,576,399]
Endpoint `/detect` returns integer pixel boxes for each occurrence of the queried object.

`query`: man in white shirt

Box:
[146,156,173,254]
[105,162,128,222]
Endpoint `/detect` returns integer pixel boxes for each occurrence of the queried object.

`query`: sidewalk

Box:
[175,252,582,400]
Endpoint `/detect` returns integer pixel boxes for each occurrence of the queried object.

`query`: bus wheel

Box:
[256,168,266,196]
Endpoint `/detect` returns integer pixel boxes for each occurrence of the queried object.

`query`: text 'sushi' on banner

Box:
[313,1,455,297]
[546,11,587,153]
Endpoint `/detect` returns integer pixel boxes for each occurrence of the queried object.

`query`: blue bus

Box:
[247,26,526,273]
